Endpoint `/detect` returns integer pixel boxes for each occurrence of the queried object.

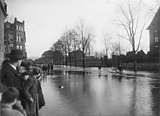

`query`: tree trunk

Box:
[65,55,67,66]
[133,38,137,72]
[69,55,71,67]
[74,53,77,67]
[133,52,137,72]
[83,49,85,69]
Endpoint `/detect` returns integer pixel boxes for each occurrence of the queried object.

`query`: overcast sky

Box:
[5,0,158,58]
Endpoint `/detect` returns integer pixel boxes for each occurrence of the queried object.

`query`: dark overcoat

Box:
[37,80,45,109]
[0,63,27,114]
[0,63,21,90]
[21,77,39,116]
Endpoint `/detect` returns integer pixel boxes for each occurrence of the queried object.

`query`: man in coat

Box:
[1,49,24,89]
[0,49,26,115]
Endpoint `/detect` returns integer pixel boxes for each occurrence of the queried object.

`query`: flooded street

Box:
[39,67,160,116]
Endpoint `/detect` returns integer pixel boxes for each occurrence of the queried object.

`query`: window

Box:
[16,36,19,42]
[19,35,21,42]
[16,25,19,30]
[17,35,22,42]
[16,45,20,49]
[20,27,23,31]
[154,29,159,43]
[20,45,23,50]
[9,34,13,42]
[155,36,158,43]
[21,38,23,42]
[154,29,158,33]
[10,44,13,48]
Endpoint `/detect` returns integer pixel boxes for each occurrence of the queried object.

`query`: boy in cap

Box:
[0,87,26,116]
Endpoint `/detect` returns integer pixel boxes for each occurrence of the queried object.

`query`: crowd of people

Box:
[0,49,45,116]
[41,63,54,75]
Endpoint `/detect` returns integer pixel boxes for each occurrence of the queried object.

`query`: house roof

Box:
[147,7,160,30]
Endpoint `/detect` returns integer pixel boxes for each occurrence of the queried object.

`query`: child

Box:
[21,71,39,116]
[0,87,26,116]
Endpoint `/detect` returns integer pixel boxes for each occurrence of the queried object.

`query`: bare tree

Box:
[51,39,63,52]
[59,32,70,66]
[103,33,112,57]
[76,19,94,68]
[94,51,104,58]
[70,29,80,67]
[51,28,81,66]
[110,42,124,67]
[115,0,152,71]
[110,42,122,56]
[65,30,73,67]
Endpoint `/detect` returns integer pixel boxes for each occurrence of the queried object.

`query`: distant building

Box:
[147,7,160,62]
[69,50,84,60]
[37,50,64,64]
[4,18,27,58]
[0,0,7,67]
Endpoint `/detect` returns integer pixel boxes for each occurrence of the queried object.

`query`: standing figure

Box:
[41,64,45,74]
[98,65,101,76]
[50,63,54,74]
[1,49,24,89]
[32,68,45,110]
[20,71,39,116]
[117,64,123,74]
[47,64,50,74]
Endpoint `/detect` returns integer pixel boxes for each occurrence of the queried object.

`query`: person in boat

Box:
[117,64,123,74]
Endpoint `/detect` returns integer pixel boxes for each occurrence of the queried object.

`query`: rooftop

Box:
[147,7,160,30]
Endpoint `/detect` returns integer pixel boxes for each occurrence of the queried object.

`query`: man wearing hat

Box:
[1,49,24,88]
[0,49,26,115]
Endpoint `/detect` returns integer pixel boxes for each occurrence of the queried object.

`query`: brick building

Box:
[147,7,160,62]
[0,0,7,67]
[4,18,27,58]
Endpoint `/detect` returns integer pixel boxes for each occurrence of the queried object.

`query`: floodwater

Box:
[39,67,160,116]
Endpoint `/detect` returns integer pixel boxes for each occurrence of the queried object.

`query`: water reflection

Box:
[151,80,160,116]
[40,68,160,116]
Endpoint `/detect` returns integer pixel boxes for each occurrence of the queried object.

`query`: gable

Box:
[147,7,160,30]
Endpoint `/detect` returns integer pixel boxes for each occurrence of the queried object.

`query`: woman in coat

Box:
[32,68,45,109]
[21,71,39,116]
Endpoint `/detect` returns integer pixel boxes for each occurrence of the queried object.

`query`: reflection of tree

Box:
[129,79,137,116]
[150,80,160,116]
[129,78,160,116]
[82,76,86,94]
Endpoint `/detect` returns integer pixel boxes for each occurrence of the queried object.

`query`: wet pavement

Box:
[39,66,160,116]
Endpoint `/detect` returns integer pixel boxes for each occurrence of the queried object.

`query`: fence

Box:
[123,63,160,72]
